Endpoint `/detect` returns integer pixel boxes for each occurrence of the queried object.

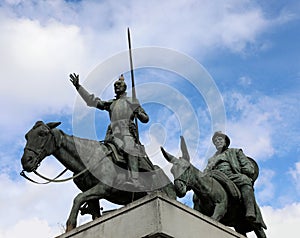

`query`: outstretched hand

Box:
[69,73,80,89]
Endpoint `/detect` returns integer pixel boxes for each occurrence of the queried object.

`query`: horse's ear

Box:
[46,122,61,129]
[34,121,44,126]
[161,147,178,164]
[32,121,44,129]
[180,136,190,162]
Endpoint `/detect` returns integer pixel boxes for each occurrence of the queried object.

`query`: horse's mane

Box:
[55,129,111,165]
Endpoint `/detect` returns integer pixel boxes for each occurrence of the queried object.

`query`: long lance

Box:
[127,28,139,141]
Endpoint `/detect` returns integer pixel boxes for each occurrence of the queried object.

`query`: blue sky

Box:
[0,0,299,237]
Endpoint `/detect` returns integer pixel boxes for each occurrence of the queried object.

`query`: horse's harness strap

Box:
[20,170,51,184]
[21,167,90,184]
[33,168,89,183]
[23,125,59,168]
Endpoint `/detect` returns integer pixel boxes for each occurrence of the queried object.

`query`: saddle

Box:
[207,170,241,201]
[104,142,155,172]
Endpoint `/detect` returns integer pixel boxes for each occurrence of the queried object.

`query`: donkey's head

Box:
[161,136,191,197]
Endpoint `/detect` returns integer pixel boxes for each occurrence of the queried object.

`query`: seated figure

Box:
[204,131,263,224]
[70,73,149,188]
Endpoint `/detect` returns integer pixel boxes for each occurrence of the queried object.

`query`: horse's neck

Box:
[51,129,86,173]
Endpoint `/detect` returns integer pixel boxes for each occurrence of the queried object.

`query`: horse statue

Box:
[161,136,267,238]
[21,121,176,232]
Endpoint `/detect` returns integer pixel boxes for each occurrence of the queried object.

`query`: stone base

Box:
[56,192,245,238]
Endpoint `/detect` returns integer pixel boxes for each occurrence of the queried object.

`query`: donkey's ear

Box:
[180,136,190,162]
[46,122,61,129]
[161,147,178,164]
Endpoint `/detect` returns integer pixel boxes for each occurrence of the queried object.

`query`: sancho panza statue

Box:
[161,133,267,238]
[204,131,266,226]
[70,73,149,188]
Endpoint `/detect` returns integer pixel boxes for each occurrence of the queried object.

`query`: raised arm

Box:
[69,73,80,90]
[69,73,109,110]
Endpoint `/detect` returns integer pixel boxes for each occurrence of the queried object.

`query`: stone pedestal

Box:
[56,192,245,238]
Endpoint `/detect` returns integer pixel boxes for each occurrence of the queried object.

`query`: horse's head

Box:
[21,121,61,172]
[161,136,191,198]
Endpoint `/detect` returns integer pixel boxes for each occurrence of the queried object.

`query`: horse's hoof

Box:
[66,224,75,232]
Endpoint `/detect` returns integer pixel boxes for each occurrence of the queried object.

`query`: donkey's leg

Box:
[193,194,202,213]
[211,200,227,221]
[235,228,247,237]
[66,183,110,232]
[211,191,228,222]
[254,227,267,238]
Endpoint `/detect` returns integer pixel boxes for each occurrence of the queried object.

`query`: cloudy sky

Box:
[0,0,300,237]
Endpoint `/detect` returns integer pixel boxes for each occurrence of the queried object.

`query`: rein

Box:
[175,165,191,188]
[20,168,89,184]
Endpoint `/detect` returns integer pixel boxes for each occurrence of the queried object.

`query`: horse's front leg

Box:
[66,183,110,232]
[80,199,101,220]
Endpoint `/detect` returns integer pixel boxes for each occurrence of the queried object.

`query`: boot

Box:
[240,185,256,222]
[124,155,143,189]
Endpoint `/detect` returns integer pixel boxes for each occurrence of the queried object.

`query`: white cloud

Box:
[0,171,75,228]
[249,203,300,238]
[0,1,299,237]
[224,93,277,160]
[224,91,300,162]
[0,166,122,237]
[1,0,289,55]
[255,169,276,204]
[0,218,60,238]
[0,16,90,140]
[0,0,293,140]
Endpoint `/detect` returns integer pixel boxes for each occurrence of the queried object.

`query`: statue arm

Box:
[237,149,255,177]
[134,106,149,123]
[77,85,103,108]
[131,98,149,123]
[69,73,109,110]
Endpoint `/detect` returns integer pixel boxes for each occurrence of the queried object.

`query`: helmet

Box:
[114,74,127,89]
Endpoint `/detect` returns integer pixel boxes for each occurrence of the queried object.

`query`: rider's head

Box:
[114,74,127,96]
[212,131,230,151]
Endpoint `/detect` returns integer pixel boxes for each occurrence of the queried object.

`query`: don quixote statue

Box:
[20,29,267,238]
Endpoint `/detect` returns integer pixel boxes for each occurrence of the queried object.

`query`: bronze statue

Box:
[21,121,176,232]
[205,131,257,221]
[70,73,149,188]
[161,136,267,238]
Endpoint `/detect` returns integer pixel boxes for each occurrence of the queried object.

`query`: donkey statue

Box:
[161,136,267,238]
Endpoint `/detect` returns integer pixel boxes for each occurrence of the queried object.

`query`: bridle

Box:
[174,164,191,189]
[23,125,56,169]
[20,124,88,184]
